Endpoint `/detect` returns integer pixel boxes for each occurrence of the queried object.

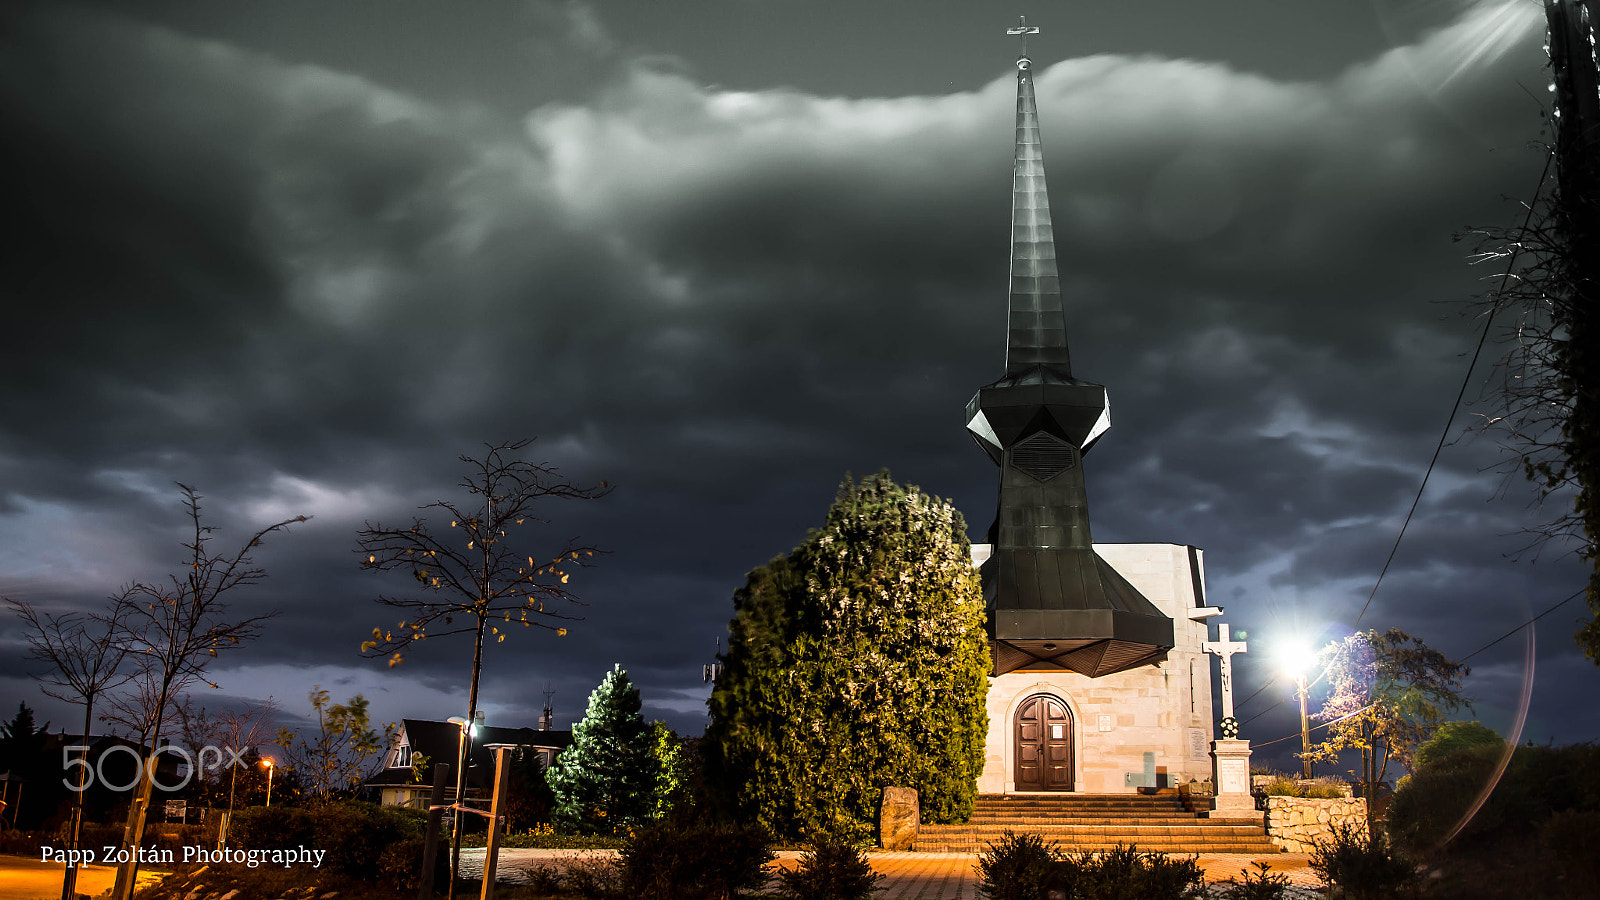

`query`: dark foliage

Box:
[1308,823,1417,900]
[376,836,448,892]
[1387,741,1600,854]
[776,835,883,900]
[230,801,427,881]
[1469,1,1600,662]
[977,830,1057,900]
[1212,861,1291,900]
[1051,845,1206,900]
[614,819,774,900]
[1412,721,1502,772]
[706,472,989,839]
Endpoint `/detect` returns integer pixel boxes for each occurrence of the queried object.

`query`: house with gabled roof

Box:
[365,718,572,809]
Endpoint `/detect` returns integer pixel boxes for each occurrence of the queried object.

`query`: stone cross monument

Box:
[1203,623,1247,722]
[1204,622,1259,820]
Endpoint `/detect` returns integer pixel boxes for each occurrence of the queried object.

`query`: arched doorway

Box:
[1014,694,1074,791]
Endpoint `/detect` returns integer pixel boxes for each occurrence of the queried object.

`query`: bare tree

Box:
[6,597,131,900]
[107,484,307,900]
[174,695,279,812]
[356,439,609,895]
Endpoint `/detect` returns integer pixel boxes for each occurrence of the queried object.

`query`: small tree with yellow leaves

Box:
[355,439,609,859]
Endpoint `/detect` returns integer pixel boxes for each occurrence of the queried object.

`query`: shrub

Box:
[1414,721,1502,771]
[1541,808,1600,885]
[776,835,883,900]
[562,854,622,899]
[521,863,566,895]
[1052,844,1205,900]
[1308,823,1417,900]
[230,801,427,881]
[977,830,1057,900]
[497,822,626,849]
[1387,741,1600,855]
[615,820,774,900]
[230,805,317,851]
[377,836,448,892]
[1213,861,1291,900]
[1260,775,1348,798]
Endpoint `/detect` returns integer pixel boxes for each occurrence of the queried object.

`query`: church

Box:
[964,23,1223,796]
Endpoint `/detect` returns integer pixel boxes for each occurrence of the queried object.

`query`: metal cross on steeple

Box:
[1006,15,1040,59]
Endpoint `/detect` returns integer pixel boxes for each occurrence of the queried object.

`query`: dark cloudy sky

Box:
[2,0,1594,773]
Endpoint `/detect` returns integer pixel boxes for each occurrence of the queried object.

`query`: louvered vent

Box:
[1009,432,1076,482]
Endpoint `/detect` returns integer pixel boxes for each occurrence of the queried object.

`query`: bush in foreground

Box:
[1051,844,1205,900]
[1309,823,1417,900]
[1212,861,1292,900]
[978,832,1205,900]
[776,835,882,900]
[614,819,774,900]
[977,830,1056,900]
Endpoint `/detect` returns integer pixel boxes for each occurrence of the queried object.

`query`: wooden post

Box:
[479,746,514,900]
[418,761,452,900]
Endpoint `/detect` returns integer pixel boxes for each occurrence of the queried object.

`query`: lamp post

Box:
[445,713,484,900]
[263,759,275,807]
[1279,641,1314,779]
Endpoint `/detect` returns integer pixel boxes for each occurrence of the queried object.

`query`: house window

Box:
[393,743,412,768]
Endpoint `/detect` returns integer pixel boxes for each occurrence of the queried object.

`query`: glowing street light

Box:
[445,712,485,900]
[262,758,275,807]
[1277,640,1315,779]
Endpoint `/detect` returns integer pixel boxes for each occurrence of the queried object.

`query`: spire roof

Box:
[1005,30,1071,377]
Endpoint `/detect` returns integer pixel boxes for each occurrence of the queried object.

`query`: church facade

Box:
[973,542,1219,793]
[963,24,1220,795]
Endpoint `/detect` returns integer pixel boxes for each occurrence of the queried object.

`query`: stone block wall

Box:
[1264,796,1368,853]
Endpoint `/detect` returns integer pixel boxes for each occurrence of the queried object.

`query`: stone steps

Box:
[914,793,1276,855]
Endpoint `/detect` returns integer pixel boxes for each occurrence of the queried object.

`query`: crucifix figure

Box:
[1006,15,1040,58]
[1203,622,1248,722]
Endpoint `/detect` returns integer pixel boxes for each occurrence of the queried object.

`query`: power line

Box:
[1234,675,1279,713]
[1247,590,1577,751]
[1354,151,1556,626]
[1459,587,1583,663]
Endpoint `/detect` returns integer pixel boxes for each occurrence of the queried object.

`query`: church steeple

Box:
[1004,17,1071,376]
[965,19,1173,679]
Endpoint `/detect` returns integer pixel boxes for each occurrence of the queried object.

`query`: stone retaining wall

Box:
[1264,796,1368,853]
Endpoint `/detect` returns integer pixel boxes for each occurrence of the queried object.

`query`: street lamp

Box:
[262,758,275,807]
[445,712,485,900]
[1278,640,1314,779]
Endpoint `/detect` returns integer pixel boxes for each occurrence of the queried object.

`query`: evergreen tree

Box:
[0,702,47,775]
[546,665,659,834]
[706,471,990,840]
[648,721,691,820]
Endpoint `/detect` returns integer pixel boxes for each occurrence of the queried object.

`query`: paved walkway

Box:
[459,847,1325,898]
[0,855,165,900]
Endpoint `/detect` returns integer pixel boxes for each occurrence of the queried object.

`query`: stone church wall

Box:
[976,543,1217,794]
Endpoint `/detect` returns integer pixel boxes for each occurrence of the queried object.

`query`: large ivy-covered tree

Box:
[705,472,990,840]
[546,665,659,834]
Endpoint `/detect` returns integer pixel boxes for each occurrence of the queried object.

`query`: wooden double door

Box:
[1015,695,1074,791]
